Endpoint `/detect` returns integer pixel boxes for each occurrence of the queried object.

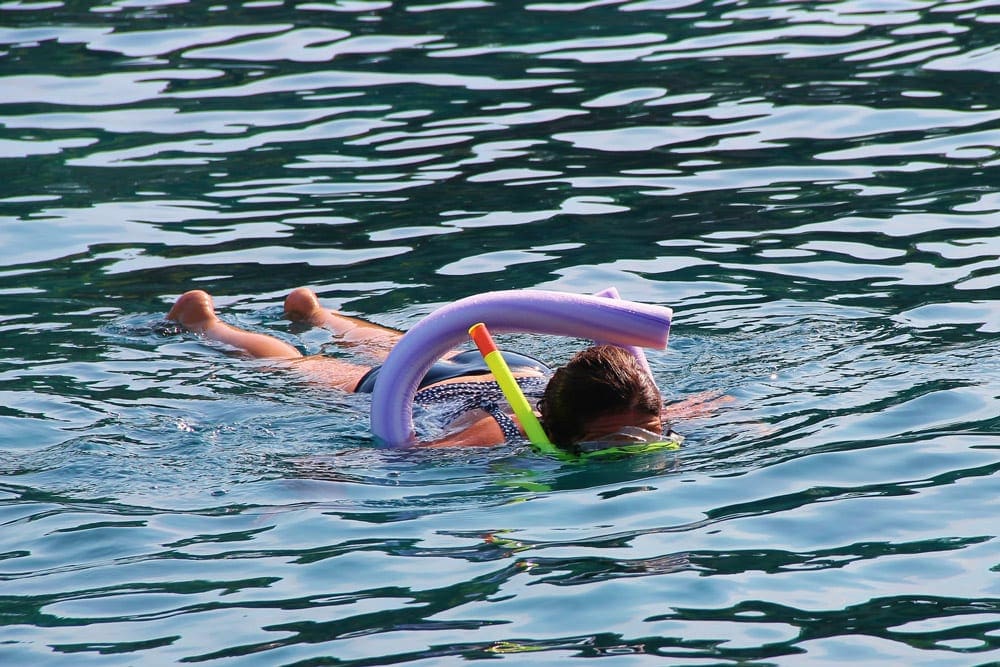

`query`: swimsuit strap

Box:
[479,401,523,441]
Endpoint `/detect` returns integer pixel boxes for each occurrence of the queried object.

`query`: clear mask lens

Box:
[576,425,684,454]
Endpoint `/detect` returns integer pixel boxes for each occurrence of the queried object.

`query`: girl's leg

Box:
[283,287,403,362]
[168,290,371,391]
[168,290,301,359]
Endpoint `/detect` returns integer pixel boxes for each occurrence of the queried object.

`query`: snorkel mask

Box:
[574,425,684,460]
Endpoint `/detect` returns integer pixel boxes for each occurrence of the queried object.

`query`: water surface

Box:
[1,0,999,664]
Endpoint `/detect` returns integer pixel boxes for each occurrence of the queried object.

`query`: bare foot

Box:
[281,286,399,358]
[167,290,218,333]
[283,287,323,324]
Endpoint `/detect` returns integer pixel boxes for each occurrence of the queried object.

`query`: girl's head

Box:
[538,345,663,450]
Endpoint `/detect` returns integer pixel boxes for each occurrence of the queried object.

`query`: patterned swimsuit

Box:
[353,349,551,442]
[413,376,548,440]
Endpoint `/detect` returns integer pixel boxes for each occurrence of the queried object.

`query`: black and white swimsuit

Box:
[354,349,551,441]
[412,376,548,440]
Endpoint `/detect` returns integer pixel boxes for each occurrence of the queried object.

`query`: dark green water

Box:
[1,1,998,664]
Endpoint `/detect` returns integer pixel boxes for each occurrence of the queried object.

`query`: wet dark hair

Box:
[538,345,662,449]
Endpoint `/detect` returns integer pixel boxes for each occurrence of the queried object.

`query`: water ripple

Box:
[1,0,998,664]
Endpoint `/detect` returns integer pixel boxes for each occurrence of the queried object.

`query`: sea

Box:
[1,0,998,664]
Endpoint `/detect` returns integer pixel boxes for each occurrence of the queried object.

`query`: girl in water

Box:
[168,288,719,451]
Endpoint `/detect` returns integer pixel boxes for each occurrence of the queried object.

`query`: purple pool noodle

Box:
[370,289,673,446]
[593,286,653,379]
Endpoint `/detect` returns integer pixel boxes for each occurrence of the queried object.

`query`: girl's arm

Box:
[663,391,734,421]
[420,412,508,448]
